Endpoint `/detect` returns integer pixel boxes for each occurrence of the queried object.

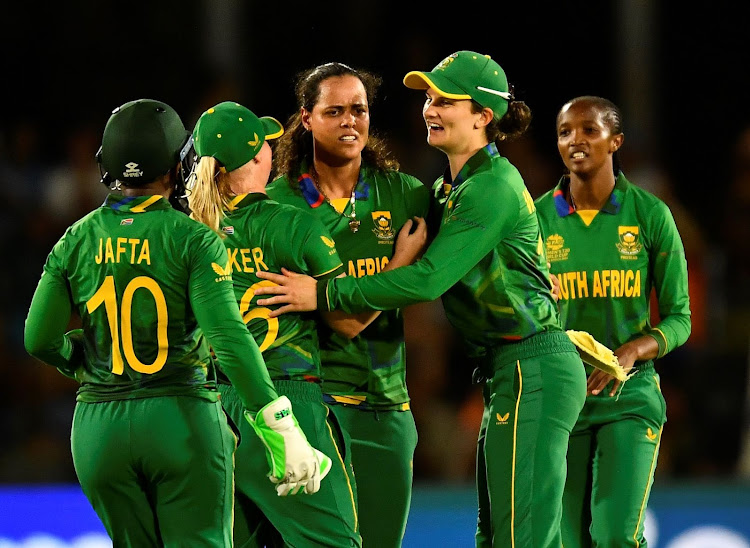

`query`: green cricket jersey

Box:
[319,144,560,358]
[535,173,691,359]
[215,193,344,382]
[267,162,429,409]
[24,194,277,411]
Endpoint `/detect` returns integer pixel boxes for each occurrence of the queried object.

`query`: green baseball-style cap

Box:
[100,98,190,185]
[403,50,512,120]
[193,101,284,172]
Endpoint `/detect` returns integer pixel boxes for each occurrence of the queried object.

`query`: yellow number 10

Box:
[86,275,169,375]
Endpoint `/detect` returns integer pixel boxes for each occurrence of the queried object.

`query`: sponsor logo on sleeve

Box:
[211,260,232,282]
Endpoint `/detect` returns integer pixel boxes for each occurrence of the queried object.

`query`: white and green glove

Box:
[245,396,332,496]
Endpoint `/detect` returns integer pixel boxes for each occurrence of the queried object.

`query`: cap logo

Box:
[248,133,259,146]
[436,54,458,71]
[123,162,143,178]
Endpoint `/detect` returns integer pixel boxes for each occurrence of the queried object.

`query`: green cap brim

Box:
[403,71,472,101]
[261,117,284,140]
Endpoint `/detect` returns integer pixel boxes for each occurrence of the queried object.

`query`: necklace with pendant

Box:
[312,168,360,233]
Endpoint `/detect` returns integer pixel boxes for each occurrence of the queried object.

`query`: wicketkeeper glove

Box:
[245,396,332,496]
[566,330,631,382]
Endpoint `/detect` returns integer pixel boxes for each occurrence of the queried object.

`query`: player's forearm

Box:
[24,275,77,371]
[211,331,278,412]
[319,261,439,313]
[619,334,659,363]
[192,281,278,411]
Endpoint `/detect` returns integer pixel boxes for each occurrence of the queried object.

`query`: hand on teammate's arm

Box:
[256,268,318,316]
[587,335,659,396]
[326,218,428,337]
[256,217,429,320]
[321,272,380,338]
[390,217,428,268]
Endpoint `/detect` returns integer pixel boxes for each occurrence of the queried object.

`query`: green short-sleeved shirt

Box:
[319,144,561,358]
[24,194,276,411]
[215,193,344,382]
[267,164,430,409]
[535,173,691,359]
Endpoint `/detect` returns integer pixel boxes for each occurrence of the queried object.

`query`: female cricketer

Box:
[188,100,374,547]
[535,95,691,547]
[255,51,588,548]
[266,62,430,547]
[24,99,324,546]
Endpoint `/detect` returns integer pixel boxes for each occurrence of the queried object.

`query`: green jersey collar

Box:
[296,160,371,208]
[106,193,172,213]
[225,192,273,212]
[441,143,499,196]
[552,171,629,217]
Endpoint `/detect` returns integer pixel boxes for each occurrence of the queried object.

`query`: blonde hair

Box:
[188,156,233,235]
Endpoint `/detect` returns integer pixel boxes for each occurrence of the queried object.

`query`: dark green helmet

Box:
[98,99,191,187]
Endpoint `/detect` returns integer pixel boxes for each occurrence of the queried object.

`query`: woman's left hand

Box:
[255,268,318,316]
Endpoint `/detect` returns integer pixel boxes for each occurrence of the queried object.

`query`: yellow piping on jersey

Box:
[330,395,367,405]
[633,425,662,547]
[324,407,358,531]
[651,328,669,358]
[485,303,516,315]
[285,343,312,360]
[129,195,162,213]
[226,194,247,211]
[474,268,502,301]
[324,280,333,312]
[314,263,345,278]
[511,359,522,548]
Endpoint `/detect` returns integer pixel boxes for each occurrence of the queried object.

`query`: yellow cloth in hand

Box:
[566,330,629,382]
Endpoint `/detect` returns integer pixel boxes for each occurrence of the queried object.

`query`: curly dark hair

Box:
[273,62,399,185]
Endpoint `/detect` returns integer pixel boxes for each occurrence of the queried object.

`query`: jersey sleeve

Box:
[404,174,431,218]
[187,228,278,411]
[299,214,345,280]
[24,233,85,377]
[647,201,692,357]
[321,175,520,312]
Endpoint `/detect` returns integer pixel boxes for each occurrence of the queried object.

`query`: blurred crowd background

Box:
[2,1,750,488]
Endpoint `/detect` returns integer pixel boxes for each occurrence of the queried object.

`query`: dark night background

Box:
[2,1,750,486]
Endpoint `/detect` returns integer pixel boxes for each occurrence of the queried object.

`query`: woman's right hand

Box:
[390,217,428,268]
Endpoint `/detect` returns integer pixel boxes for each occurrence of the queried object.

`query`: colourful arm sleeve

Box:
[189,231,278,412]
[647,202,692,357]
[321,177,519,312]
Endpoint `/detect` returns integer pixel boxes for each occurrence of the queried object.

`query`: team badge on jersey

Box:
[545,234,570,262]
[616,226,642,257]
[371,211,395,242]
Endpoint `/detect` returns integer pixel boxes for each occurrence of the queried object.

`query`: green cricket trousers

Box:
[475,331,587,548]
[72,395,236,547]
[562,362,666,548]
